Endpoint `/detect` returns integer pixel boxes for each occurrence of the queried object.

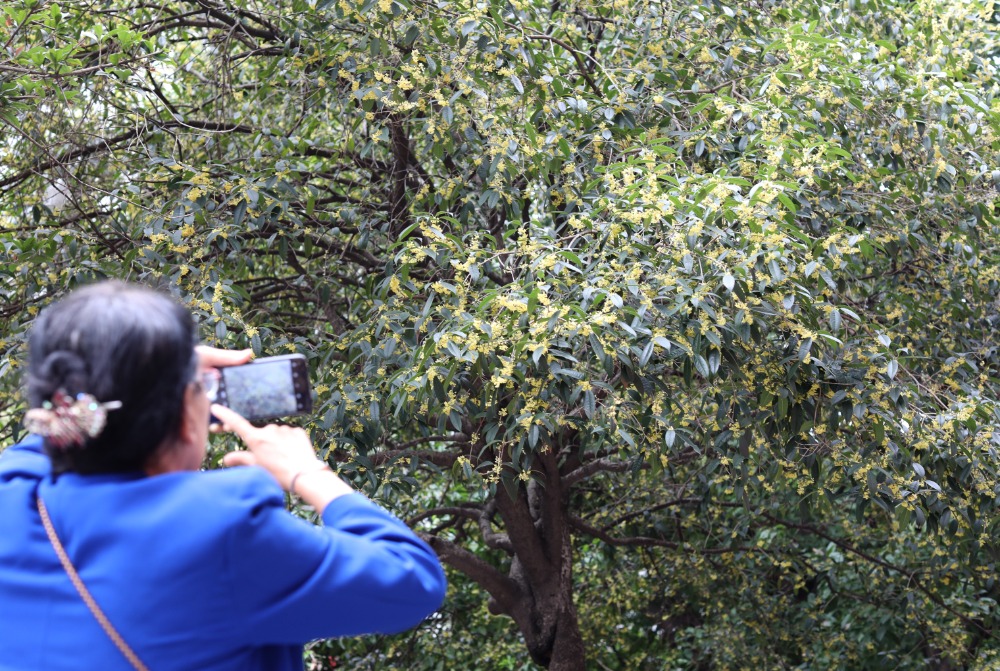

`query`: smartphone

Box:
[212,354,313,421]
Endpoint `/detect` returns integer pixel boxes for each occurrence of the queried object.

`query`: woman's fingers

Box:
[196,345,253,369]
[211,404,319,490]
[210,404,256,439]
[222,451,257,468]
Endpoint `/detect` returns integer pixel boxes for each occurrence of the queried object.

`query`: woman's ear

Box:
[177,384,202,444]
[180,381,212,448]
[146,384,209,475]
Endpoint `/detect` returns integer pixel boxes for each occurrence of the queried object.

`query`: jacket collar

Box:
[0,435,51,482]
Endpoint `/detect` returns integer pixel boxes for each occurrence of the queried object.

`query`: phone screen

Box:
[221,359,301,419]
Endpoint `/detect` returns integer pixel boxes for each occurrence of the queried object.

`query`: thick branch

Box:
[562,457,631,487]
[419,533,521,615]
[479,500,514,554]
[408,503,514,554]
[494,483,553,585]
[536,447,568,562]
[187,0,282,41]
[388,114,412,229]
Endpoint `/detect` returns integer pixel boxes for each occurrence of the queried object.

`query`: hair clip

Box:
[24,391,123,450]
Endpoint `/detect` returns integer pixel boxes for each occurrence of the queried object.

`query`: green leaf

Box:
[797,338,812,362]
[233,199,247,227]
[639,340,654,366]
[828,308,842,333]
[694,355,710,378]
[707,350,720,375]
[583,389,596,418]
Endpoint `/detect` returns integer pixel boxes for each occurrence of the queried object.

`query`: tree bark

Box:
[421,435,589,668]
[487,452,587,670]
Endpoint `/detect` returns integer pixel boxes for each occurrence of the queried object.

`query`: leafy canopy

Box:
[3,0,1000,667]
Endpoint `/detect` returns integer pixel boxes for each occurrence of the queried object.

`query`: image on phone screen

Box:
[222,361,300,419]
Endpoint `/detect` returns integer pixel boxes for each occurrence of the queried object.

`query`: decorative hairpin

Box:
[24,391,123,450]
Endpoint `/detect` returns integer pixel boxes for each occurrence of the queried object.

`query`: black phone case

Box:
[214,354,312,421]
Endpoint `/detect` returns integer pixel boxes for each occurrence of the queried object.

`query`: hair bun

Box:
[31,351,90,400]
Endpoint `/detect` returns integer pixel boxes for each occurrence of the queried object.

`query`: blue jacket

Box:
[0,436,446,670]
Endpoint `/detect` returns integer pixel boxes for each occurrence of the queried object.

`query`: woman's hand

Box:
[212,404,353,509]
[196,345,253,369]
[211,404,320,489]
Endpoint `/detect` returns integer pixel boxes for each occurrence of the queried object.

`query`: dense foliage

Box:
[3,0,1000,667]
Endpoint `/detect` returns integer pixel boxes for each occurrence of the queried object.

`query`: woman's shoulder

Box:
[66,467,291,547]
[164,465,286,514]
[0,435,48,483]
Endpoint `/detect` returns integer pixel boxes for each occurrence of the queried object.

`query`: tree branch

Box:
[563,457,632,487]
[384,433,468,451]
[372,448,462,468]
[186,0,282,42]
[408,505,482,526]
[0,120,253,191]
[763,514,990,635]
[568,514,762,555]
[419,532,522,615]
[479,500,514,553]
[494,482,553,585]
[526,33,603,97]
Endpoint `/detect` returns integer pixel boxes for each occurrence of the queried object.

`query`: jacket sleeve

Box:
[223,470,446,644]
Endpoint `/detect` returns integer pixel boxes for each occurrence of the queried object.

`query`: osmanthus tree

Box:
[2,0,1000,668]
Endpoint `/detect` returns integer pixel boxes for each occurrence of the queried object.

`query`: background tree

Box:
[3,0,1000,668]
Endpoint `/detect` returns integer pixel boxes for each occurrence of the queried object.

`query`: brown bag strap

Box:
[37,494,150,671]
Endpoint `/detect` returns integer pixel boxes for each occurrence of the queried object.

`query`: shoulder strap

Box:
[37,494,150,671]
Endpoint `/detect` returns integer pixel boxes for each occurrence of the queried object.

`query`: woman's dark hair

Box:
[27,281,197,474]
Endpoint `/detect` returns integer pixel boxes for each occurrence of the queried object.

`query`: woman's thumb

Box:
[223,451,257,468]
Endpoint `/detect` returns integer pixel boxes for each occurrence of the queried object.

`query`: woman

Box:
[0,281,446,670]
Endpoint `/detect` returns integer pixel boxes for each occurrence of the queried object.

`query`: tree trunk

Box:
[536,562,586,671]
[490,451,587,670]
[426,445,588,669]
